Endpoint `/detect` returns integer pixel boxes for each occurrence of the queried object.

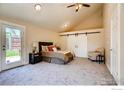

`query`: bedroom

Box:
[0,3,124,86]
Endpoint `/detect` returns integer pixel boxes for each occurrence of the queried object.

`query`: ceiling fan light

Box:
[76,6,79,10]
[78,4,82,9]
[35,4,41,11]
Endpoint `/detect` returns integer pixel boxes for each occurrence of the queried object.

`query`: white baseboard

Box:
[106,62,120,85]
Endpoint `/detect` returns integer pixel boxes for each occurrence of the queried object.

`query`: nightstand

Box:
[96,54,105,64]
[29,53,42,64]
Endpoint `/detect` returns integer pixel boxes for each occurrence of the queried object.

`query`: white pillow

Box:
[46,46,49,52]
[52,47,57,52]
[42,46,48,52]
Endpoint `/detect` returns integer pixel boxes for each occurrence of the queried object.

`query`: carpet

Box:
[0,58,116,85]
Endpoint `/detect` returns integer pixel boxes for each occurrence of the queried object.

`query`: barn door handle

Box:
[110,49,112,51]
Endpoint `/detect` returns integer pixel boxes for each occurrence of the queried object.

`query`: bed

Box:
[38,42,73,64]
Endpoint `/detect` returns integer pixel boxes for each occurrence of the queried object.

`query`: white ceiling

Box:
[0,3,103,32]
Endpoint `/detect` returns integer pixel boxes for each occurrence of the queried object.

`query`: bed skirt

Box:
[42,56,73,64]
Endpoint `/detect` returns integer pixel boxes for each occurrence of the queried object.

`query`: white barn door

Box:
[67,34,87,57]
[76,34,87,57]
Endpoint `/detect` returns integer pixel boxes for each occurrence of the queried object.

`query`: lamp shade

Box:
[32,42,37,47]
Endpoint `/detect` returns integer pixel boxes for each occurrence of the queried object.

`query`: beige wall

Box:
[72,9,103,31]
[0,16,60,62]
[103,4,114,70]
[59,36,67,51]
[87,30,104,52]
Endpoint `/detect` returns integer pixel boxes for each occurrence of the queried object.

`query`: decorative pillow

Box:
[45,46,49,52]
[53,47,57,52]
[42,46,46,51]
[42,46,48,52]
[47,45,54,51]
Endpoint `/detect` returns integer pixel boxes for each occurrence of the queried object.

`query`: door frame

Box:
[0,20,26,71]
[110,4,120,84]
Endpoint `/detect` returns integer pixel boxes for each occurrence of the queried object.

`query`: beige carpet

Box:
[0,58,116,85]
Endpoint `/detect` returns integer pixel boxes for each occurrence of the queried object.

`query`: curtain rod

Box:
[60,31,100,36]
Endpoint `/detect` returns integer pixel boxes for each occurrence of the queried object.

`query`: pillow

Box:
[47,45,55,51]
[42,46,46,51]
[42,46,48,52]
[53,47,57,52]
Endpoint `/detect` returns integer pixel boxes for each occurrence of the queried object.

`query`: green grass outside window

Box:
[6,50,20,57]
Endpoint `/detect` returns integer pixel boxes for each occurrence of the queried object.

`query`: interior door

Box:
[67,34,87,57]
[110,4,119,82]
[1,24,24,70]
[67,35,76,56]
[76,34,87,57]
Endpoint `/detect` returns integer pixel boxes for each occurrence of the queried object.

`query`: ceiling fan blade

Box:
[82,4,90,7]
[67,4,75,8]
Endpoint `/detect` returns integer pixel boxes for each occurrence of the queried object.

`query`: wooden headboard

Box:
[38,42,53,52]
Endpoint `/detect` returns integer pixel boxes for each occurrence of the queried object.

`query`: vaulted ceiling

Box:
[0,3,103,32]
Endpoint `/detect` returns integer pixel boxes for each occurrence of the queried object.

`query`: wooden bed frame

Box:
[38,42,53,52]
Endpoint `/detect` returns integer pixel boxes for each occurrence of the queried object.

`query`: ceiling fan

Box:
[67,3,90,12]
